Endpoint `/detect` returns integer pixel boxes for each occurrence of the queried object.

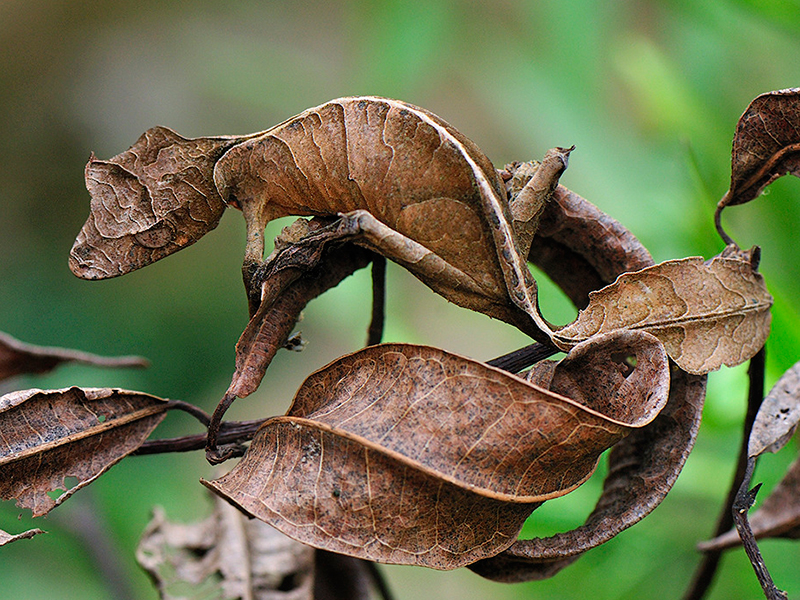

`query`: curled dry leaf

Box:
[719,88,800,209]
[205,332,669,569]
[554,256,772,375]
[0,387,167,516]
[0,527,46,547]
[471,190,707,581]
[748,360,800,458]
[0,330,148,382]
[699,456,800,552]
[137,495,314,600]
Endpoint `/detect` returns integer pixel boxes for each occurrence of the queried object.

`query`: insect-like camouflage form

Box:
[70,97,571,344]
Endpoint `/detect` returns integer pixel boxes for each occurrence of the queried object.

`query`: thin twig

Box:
[684,347,765,600]
[165,399,211,426]
[733,460,788,600]
[487,342,559,373]
[367,255,386,347]
[365,561,396,600]
[134,418,266,456]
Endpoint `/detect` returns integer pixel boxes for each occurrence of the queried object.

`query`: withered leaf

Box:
[719,88,800,209]
[70,127,249,279]
[0,527,46,547]
[748,360,800,458]
[554,256,772,374]
[472,192,707,581]
[0,387,167,516]
[137,495,315,600]
[470,369,706,580]
[0,330,147,382]
[699,456,800,552]
[205,332,669,569]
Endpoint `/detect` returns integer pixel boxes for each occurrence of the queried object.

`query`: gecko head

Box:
[70,126,239,279]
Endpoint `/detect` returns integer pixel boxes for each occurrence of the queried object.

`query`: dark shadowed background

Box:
[2,1,800,598]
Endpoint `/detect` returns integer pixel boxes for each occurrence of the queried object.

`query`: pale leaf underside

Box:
[555,256,772,374]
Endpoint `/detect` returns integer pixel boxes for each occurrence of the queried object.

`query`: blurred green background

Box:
[2,0,800,598]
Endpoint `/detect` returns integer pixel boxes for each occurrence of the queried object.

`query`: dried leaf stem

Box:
[734,460,789,600]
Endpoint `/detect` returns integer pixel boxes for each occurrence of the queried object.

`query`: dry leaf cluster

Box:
[3,90,800,599]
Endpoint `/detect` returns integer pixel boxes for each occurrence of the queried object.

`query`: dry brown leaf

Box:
[0,527,46,547]
[205,332,669,569]
[554,256,772,374]
[719,88,800,209]
[70,128,249,279]
[748,360,800,458]
[471,191,707,581]
[0,330,148,382]
[0,387,167,516]
[137,495,315,600]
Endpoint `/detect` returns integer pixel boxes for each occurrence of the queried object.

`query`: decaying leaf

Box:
[0,330,148,382]
[699,456,800,552]
[70,128,251,279]
[470,192,708,581]
[137,495,314,600]
[470,368,707,580]
[0,527,46,547]
[205,332,669,569]
[0,387,167,516]
[748,360,800,458]
[719,88,800,209]
[554,256,772,374]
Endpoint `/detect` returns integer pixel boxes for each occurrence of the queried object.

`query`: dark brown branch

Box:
[733,460,788,600]
[367,255,386,346]
[135,418,266,456]
[165,399,211,426]
[685,346,766,600]
[487,342,559,373]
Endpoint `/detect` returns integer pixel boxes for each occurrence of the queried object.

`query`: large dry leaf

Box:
[205,332,669,569]
[0,387,167,516]
[554,256,772,374]
[70,128,248,279]
[0,330,147,381]
[471,189,707,580]
[0,527,46,547]
[719,88,800,209]
[470,369,706,580]
[137,495,314,600]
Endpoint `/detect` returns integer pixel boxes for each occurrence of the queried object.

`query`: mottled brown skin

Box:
[71,97,570,343]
